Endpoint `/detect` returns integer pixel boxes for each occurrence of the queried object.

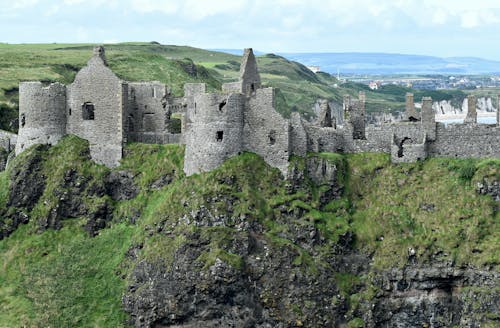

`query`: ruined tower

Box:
[239,48,261,96]
[317,99,335,128]
[464,95,477,124]
[66,45,128,167]
[183,92,245,176]
[421,97,436,141]
[345,91,366,139]
[15,82,67,154]
[404,93,420,121]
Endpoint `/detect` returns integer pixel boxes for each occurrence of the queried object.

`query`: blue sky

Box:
[2,0,500,60]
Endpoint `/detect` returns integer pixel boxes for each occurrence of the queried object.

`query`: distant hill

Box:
[275,52,500,75]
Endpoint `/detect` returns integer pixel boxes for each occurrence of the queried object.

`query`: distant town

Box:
[351,75,500,91]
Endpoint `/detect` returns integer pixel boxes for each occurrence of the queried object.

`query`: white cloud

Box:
[130,0,179,14]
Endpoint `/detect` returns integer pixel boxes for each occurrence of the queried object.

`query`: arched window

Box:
[82,102,95,120]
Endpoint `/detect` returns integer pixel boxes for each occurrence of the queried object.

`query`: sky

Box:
[1,0,500,60]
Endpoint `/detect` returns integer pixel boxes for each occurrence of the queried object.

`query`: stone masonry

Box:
[14,46,500,178]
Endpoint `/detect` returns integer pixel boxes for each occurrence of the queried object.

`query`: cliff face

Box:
[433,97,497,116]
[0,138,498,327]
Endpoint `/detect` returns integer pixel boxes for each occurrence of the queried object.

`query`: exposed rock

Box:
[476,178,500,202]
[7,145,47,210]
[365,265,500,328]
[84,201,113,236]
[150,173,174,190]
[123,230,345,328]
[0,209,29,239]
[104,170,139,201]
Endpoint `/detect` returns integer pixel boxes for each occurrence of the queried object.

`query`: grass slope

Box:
[0,137,498,326]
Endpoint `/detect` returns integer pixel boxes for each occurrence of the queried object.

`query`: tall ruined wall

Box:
[428,124,500,158]
[184,92,245,176]
[127,82,167,140]
[15,82,66,155]
[304,124,344,153]
[66,52,125,167]
[290,113,307,156]
[244,88,290,176]
[342,126,391,153]
[239,48,261,96]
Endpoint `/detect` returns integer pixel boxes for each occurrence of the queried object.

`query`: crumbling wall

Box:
[342,125,391,153]
[15,82,66,154]
[239,48,261,96]
[428,124,500,158]
[344,92,366,140]
[290,112,307,156]
[127,82,167,137]
[66,48,125,167]
[244,88,290,176]
[304,124,344,153]
[184,92,245,175]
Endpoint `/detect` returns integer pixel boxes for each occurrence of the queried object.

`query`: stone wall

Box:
[304,125,345,153]
[290,113,307,156]
[66,51,125,167]
[239,48,261,96]
[15,82,66,155]
[244,88,290,176]
[128,132,182,144]
[127,82,167,137]
[184,92,245,175]
[428,124,500,158]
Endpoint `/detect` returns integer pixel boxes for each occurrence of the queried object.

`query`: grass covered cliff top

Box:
[0,136,498,326]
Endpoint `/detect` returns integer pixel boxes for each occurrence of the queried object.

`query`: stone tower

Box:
[239,48,261,96]
[421,97,436,141]
[345,91,366,139]
[183,92,245,176]
[405,93,420,121]
[317,99,335,128]
[66,45,128,167]
[464,95,477,124]
[15,82,67,154]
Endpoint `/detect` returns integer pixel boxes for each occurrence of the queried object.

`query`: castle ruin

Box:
[14,46,500,177]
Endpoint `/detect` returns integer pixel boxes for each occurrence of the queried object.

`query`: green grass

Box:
[0,220,134,327]
[0,136,498,326]
[347,155,499,269]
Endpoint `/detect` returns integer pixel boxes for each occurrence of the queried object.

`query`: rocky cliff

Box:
[0,137,498,327]
[433,97,496,116]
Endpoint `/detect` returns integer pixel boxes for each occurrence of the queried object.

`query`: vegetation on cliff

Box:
[0,137,498,327]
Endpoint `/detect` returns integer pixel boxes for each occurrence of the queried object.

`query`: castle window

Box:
[268,130,276,145]
[251,83,255,92]
[21,113,26,127]
[69,108,72,116]
[219,100,227,111]
[216,131,224,142]
[82,102,95,120]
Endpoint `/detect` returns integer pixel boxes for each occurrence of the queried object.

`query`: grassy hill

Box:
[0,42,468,132]
[0,136,498,326]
